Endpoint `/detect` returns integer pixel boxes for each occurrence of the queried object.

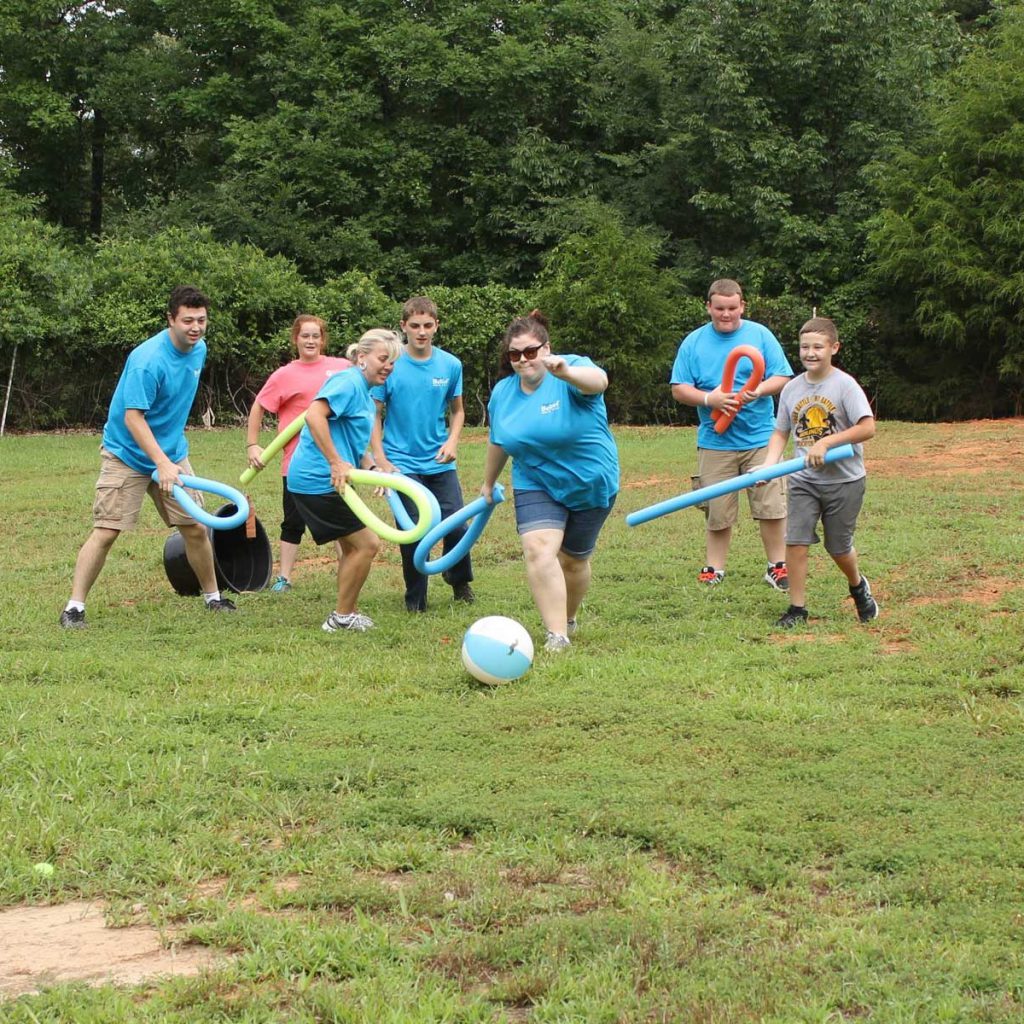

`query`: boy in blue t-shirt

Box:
[370,296,474,612]
[670,278,793,590]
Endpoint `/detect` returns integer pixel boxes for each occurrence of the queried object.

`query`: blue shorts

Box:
[513,489,616,559]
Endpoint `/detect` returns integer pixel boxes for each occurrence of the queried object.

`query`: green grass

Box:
[1,421,1023,1022]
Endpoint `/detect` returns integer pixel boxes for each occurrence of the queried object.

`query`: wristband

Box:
[703,393,710,407]
[246,442,260,448]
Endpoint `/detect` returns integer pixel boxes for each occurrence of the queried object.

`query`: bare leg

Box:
[335,528,379,614]
[705,526,732,570]
[521,528,568,635]
[831,549,862,587]
[70,527,121,603]
[278,539,300,580]
[558,550,592,623]
[178,522,219,594]
[758,517,787,565]
[785,544,810,607]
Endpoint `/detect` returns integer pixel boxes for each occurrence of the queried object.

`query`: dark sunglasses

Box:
[507,343,545,363]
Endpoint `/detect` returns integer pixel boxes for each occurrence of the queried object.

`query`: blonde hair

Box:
[346,328,403,364]
[291,314,328,353]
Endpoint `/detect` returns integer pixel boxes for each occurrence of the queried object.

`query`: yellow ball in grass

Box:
[33,862,55,877]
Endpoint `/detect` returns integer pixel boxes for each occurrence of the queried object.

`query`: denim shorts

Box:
[513,489,616,559]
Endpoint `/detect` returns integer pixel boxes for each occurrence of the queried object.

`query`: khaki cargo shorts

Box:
[93,448,204,530]
[694,446,787,531]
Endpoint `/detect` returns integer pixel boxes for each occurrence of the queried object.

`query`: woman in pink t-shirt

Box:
[246,315,351,590]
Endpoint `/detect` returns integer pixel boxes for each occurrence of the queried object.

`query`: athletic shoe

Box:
[543,630,571,652]
[452,583,476,604]
[206,597,237,612]
[567,617,578,637]
[764,562,790,591]
[323,611,374,632]
[698,565,726,585]
[405,599,427,613]
[850,576,880,623]
[776,605,809,629]
[270,575,292,593]
[59,607,87,630]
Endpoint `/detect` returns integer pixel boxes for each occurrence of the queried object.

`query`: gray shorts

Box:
[786,476,866,555]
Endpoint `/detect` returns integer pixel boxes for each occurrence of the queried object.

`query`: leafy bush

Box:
[533,212,690,424]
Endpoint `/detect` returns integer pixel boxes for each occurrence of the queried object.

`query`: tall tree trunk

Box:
[90,108,106,239]
[1,344,18,437]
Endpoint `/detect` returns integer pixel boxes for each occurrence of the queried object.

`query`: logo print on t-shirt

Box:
[793,396,838,445]
[432,377,450,388]
[540,401,560,415]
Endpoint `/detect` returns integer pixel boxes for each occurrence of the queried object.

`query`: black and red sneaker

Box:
[698,565,726,585]
[764,561,789,592]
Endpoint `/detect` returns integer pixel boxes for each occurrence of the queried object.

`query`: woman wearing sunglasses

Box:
[481,310,620,652]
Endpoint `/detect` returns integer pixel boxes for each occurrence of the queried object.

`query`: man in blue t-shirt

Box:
[670,279,794,590]
[370,296,474,612]
[60,285,236,628]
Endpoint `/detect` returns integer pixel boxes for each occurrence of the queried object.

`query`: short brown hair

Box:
[799,317,839,344]
[707,278,743,301]
[168,285,209,318]
[402,295,438,321]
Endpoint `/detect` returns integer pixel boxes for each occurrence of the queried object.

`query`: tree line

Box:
[2,0,1022,430]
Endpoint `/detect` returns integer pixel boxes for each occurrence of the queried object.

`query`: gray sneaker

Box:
[850,577,879,623]
[59,607,87,630]
[323,611,374,632]
[543,630,571,652]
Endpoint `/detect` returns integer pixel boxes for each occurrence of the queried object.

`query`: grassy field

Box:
[1,421,1023,1022]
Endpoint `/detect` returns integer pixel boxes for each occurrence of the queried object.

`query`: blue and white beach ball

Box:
[461,616,534,685]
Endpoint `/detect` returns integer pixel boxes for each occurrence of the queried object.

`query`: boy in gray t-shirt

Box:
[761,317,878,628]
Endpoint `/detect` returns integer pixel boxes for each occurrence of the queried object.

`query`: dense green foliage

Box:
[870,5,1024,418]
[1,0,1020,426]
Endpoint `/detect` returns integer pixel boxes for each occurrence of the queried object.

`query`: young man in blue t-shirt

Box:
[60,285,236,628]
[671,279,794,590]
[370,296,475,612]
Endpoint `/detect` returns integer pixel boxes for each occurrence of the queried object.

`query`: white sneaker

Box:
[322,611,374,632]
[543,630,571,652]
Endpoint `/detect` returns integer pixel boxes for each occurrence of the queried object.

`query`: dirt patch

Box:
[0,901,224,1000]
[766,630,847,645]
[620,475,679,491]
[870,419,1024,479]
[908,576,1018,607]
[881,633,918,655]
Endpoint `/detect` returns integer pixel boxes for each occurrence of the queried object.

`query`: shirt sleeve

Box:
[842,377,874,424]
[122,362,159,411]
[255,367,286,414]
[669,340,692,386]
[760,328,794,378]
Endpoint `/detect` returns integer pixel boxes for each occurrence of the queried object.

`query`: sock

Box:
[203,591,221,605]
[65,600,85,613]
